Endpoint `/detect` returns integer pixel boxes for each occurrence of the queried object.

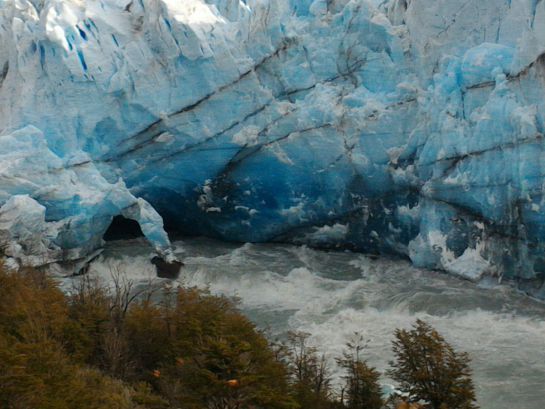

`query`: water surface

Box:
[81,237,545,409]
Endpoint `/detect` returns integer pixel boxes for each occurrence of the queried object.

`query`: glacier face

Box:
[0,0,544,290]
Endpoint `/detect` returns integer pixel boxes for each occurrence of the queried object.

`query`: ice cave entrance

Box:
[103,215,144,241]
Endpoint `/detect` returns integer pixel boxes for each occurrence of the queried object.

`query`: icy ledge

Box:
[0,0,545,295]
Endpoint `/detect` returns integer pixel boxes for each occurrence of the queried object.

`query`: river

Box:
[72,237,545,409]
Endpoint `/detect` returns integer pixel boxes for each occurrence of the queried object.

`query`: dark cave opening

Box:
[103,215,144,241]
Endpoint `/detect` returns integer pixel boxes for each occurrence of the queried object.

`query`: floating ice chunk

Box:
[305,223,349,243]
[444,246,491,282]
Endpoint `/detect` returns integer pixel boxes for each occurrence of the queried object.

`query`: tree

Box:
[66,268,164,379]
[388,320,478,409]
[337,334,383,409]
[282,331,335,409]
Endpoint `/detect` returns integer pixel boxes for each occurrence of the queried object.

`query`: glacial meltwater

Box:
[74,237,545,409]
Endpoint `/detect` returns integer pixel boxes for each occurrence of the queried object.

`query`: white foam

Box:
[75,238,545,409]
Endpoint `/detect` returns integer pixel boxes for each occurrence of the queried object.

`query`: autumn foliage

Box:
[387,320,478,409]
[0,267,478,409]
[0,268,294,408]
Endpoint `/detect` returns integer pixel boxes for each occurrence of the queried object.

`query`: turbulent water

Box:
[72,237,545,409]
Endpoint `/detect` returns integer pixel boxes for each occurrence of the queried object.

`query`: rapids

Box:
[69,237,545,409]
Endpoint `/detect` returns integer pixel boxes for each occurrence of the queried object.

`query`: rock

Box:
[151,256,183,279]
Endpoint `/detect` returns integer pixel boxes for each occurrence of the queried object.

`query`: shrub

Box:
[65,273,298,408]
[149,287,297,409]
[0,268,146,409]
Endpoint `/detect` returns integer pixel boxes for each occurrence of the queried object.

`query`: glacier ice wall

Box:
[0,0,544,289]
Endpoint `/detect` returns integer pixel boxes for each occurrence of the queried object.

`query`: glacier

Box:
[0,0,544,293]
